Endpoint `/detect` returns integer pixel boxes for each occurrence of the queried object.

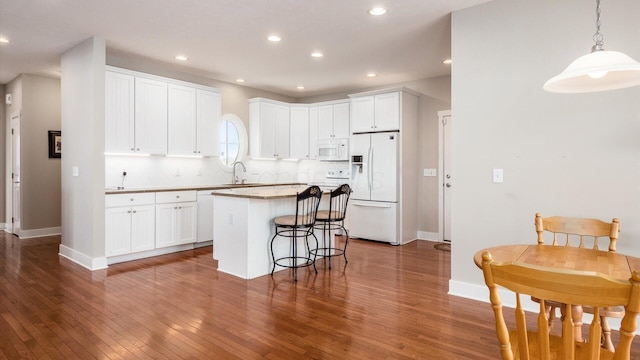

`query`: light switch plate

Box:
[493,168,503,183]
[72,166,79,177]
[423,168,437,177]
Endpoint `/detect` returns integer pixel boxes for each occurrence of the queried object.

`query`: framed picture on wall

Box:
[48,130,61,158]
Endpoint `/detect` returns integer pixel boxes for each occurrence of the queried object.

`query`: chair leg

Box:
[293,231,298,282]
[601,316,615,352]
[325,222,332,269]
[270,230,278,276]
[342,226,349,264]
[311,233,318,274]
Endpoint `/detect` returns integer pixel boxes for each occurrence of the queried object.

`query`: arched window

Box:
[219,114,248,167]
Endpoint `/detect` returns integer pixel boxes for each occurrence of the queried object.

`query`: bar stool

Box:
[270,186,322,281]
[311,184,351,269]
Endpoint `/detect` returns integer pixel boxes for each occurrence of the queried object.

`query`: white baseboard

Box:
[107,243,195,265]
[417,231,439,241]
[0,223,6,232]
[59,244,108,271]
[14,226,62,239]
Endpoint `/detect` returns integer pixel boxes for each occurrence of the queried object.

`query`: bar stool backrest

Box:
[328,184,351,222]
[295,186,322,227]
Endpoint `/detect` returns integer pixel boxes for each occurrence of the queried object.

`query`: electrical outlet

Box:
[493,168,504,183]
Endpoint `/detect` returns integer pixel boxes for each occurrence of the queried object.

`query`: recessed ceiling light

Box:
[267,35,281,42]
[311,52,323,58]
[0,37,10,44]
[368,7,387,16]
[366,72,377,78]
[175,55,188,61]
[442,59,452,65]
[236,78,245,83]
[297,85,305,90]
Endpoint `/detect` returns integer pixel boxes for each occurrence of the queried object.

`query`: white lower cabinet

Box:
[155,191,197,248]
[105,193,156,257]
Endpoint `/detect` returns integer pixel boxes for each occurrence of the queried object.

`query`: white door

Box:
[105,71,135,153]
[196,89,221,156]
[155,203,177,248]
[289,106,309,159]
[317,105,334,140]
[130,205,156,253]
[350,96,374,133]
[274,105,290,158]
[440,111,452,242]
[105,207,132,256]
[259,102,277,157]
[374,92,400,132]
[332,103,350,138]
[168,84,197,155]
[135,77,168,154]
[350,134,371,201]
[11,112,21,234]
[370,132,397,202]
[176,202,197,245]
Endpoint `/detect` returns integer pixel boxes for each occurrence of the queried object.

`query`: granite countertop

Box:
[105,183,305,195]
[211,185,311,200]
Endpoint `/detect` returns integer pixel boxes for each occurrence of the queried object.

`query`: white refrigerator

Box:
[348,131,399,244]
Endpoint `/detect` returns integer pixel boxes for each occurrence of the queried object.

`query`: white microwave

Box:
[317,138,349,161]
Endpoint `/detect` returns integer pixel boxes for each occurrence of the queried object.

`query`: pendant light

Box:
[543,0,640,93]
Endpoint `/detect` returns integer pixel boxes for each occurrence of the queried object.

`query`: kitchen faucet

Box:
[232,161,246,184]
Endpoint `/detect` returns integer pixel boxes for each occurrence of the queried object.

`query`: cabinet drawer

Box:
[106,193,155,207]
[156,190,197,204]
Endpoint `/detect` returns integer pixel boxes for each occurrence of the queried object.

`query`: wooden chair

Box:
[535,213,622,350]
[481,251,640,360]
[311,184,351,269]
[270,186,322,281]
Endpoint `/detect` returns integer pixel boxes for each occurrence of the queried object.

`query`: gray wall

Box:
[21,75,61,230]
[450,0,640,289]
[3,75,62,233]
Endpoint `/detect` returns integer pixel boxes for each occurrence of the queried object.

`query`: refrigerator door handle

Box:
[352,202,392,208]
[368,145,373,191]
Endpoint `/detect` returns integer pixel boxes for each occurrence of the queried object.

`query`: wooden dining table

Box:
[474,244,640,342]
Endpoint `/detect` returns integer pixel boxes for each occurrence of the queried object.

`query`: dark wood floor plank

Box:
[2,233,639,359]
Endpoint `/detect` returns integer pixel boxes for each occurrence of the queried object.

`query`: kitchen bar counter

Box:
[105,183,305,195]
[212,184,326,279]
[210,185,313,200]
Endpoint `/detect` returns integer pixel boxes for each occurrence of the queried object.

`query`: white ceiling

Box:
[0,0,491,98]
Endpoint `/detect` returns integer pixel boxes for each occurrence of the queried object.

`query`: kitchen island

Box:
[212,185,326,279]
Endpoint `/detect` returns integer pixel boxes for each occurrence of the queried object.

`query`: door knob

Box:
[445,183,452,188]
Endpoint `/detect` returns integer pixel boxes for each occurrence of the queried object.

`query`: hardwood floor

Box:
[1,233,639,359]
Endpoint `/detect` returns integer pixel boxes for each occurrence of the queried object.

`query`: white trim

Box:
[347,86,421,98]
[13,226,61,239]
[437,110,451,243]
[417,231,439,241]
[105,66,220,94]
[106,243,194,265]
[0,223,6,232]
[58,245,108,271]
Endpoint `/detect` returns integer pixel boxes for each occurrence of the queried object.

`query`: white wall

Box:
[450,0,640,294]
[59,37,107,270]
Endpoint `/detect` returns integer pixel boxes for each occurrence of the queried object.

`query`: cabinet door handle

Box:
[127,210,132,213]
[132,210,137,214]
[174,206,178,209]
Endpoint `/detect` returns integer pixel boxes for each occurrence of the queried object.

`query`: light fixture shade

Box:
[544,50,640,93]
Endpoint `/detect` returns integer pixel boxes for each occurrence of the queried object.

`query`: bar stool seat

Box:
[270,186,322,281]
[311,184,351,269]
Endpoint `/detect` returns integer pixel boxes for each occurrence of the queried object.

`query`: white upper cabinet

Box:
[318,101,350,140]
[196,89,221,156]
[106,67,220,157]
[168,86,221,156]
[135,77,168,154]
[290,106,314,160]
[168,84,197,156]
[250,99,290,159]
[309,107,319,159]
[350,91,400,133]
[105,71,135,153]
